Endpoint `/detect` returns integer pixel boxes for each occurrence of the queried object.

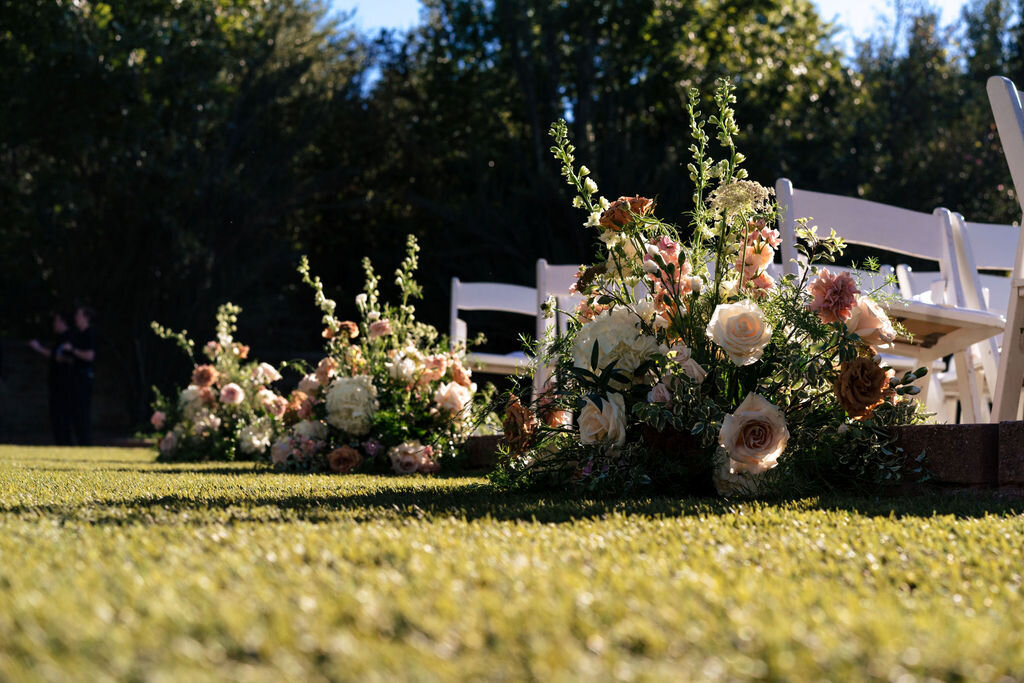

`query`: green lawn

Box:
[2,447,1024,681]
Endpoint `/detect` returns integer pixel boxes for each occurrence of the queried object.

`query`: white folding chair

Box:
[985,75,1024,421]
[534,259,582,397]
[947,211,1020,420]
[776,179,1004,422]
[449,277,536,375]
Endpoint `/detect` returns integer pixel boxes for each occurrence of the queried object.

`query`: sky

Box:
[337,0,970,48]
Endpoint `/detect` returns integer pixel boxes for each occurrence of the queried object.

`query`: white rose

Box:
[706,299,773,366]
[718,393,789,474]
[578,393,628,448]
[434,381,473,415]
[573,308,660,383]
[325,375,378,436]
[293,419,327,441]
[845,295,897,348]
[648,383,672,404]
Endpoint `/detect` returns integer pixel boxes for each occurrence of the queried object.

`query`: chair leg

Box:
[993,289,1024,421]
[952,350,981,424]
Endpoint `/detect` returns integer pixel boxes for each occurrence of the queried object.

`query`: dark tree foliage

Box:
[1,0,1022,430]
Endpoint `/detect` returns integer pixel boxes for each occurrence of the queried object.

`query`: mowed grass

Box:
[2,447,1024,681]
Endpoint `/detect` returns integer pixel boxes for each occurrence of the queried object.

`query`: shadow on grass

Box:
[3,482,1023,526]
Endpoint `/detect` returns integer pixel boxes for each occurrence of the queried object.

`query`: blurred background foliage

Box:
[2,0,1023,428]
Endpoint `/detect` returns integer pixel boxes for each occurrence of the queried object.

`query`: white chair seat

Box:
[465,351,530,374]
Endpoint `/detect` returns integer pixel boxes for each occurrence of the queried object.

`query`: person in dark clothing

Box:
[29,311,75,445]
[61,306,96,446]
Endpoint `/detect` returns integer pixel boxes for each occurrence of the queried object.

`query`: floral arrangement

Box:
[494,81,927,497]
[150,303,288,461]
[269,235,482,475]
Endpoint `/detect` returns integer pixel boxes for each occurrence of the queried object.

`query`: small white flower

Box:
[585,211,603,228]
[355,293,368,307]
[584,178,598,195]
[367,310,381,322]
[572,196,585,209]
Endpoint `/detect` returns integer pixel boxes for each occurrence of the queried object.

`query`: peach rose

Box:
[578,393,627,448]
[315,357,338,386]
[327,445,362,474]
[845,296,897,348]
[706,300,773,366]
[503,396,539,454]
[835,357,894,419]
[191,364,218,388]
[219,383,245,405]
[150,410,166,430]
[599,196,654,231]
[718,393,789,474]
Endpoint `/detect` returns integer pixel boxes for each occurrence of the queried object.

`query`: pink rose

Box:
[647,383,672,404]
[252,362,282,384]
[158,431,177,455]
[807,269,859,324]
[219,383,245,405]
[151,410,166,430]
[297,374,320,396]
[368,319,393,338]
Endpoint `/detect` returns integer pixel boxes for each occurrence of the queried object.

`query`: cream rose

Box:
[718,393,789,474]
[434,381,473,414]
[706,299,773,366]
[270,437,291,465]
[578,393,627,448]
[845,296,897,348]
